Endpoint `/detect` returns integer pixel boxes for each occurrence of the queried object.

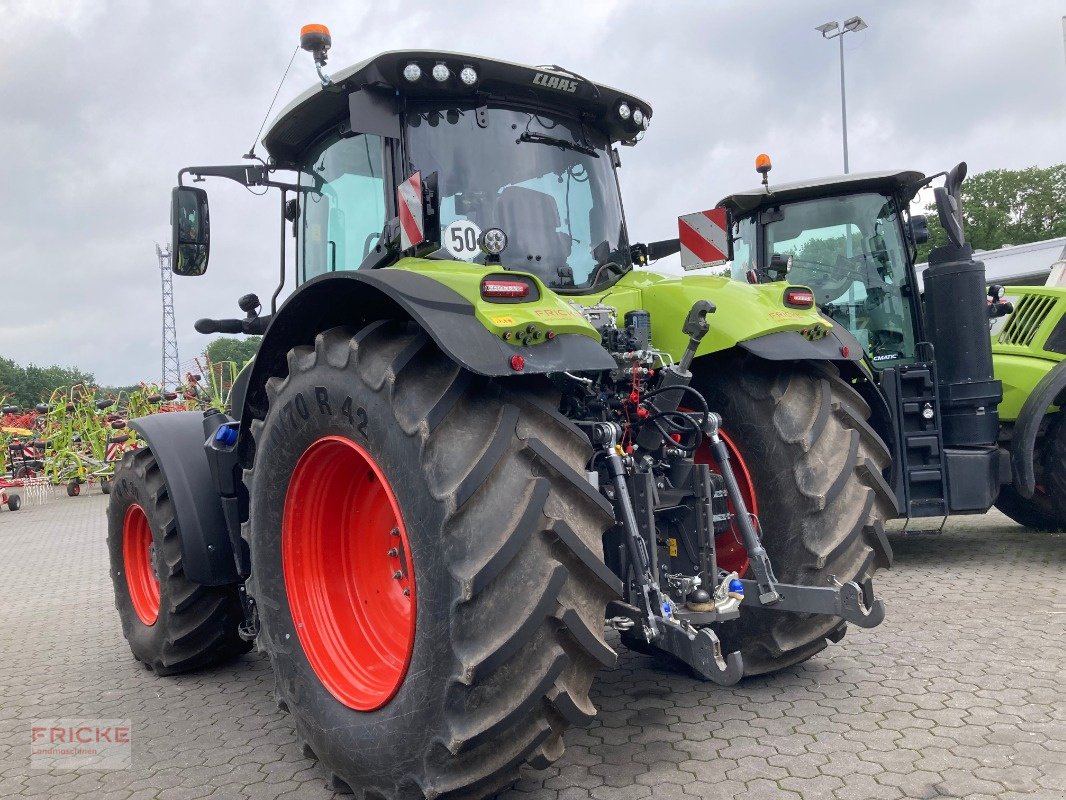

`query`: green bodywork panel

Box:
[391,258,832,362]
[596,271,831,361]
[990,286,1066,421]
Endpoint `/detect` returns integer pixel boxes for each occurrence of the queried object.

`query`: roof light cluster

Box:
[617,101,650,132]
[403,60,479,87]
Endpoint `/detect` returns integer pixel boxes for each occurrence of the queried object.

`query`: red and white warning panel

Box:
[678,208,732,270]
[397,171,425,251]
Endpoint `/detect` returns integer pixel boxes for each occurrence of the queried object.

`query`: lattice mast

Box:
[156,244,181,390]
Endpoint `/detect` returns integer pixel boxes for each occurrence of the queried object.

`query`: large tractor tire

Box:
[995,412,1066,531]
[690,354,895,676]
[107,448,252,675]
[244,321,618,800]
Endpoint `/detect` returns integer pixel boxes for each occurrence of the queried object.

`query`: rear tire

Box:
[107,448,252,675]
[693,355,895,676]
[6,494,20,511]
[996,412,1066,531]
[245,322,619,800]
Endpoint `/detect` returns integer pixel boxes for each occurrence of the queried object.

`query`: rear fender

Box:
[128,412,241,586]
[1010,358,1066,498]
[238,270,613,461]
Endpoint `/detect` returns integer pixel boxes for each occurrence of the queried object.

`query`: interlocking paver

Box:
[1,494,1063,799]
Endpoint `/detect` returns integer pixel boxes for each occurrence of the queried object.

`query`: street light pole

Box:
[838,32,848,173]
[816,16,869,174]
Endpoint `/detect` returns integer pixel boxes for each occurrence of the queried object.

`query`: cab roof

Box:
[717,170,927,216]
[263,50,652,164]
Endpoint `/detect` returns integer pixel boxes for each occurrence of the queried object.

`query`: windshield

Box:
[736,192,920,366]
[405,105,630,290]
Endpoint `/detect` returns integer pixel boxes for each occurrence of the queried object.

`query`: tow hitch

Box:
[703,412,886,629]
[589,362,886,682]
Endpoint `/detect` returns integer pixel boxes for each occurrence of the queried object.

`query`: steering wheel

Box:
[788,255,854,303]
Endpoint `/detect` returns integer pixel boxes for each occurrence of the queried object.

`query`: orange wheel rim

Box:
[123,504,160,625]
[282,436,416,711]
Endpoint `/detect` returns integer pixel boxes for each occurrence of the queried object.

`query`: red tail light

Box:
[481,279,529,299]
[783,287,815,309]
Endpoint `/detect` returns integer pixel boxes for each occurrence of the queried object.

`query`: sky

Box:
[1,0,1064,386]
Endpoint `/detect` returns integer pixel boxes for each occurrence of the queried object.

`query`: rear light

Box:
[481,278,530,299]
[510,355,525,371]
[783,287,815,309]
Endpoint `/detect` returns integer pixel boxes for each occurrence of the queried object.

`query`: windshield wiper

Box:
[518,131,599,158]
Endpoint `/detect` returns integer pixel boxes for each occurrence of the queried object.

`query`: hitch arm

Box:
[590,423,663,639]
[703,412,780,604]
[738,576,885,629]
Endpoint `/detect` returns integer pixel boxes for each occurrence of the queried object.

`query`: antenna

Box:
[243,45,300,161]
[156,244,181,391]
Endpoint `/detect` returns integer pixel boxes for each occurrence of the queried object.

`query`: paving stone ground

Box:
[0,491,1063,799]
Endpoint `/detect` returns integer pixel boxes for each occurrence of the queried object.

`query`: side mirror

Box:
[933,161,967,249]
[171,186,210,276]
[909,214,929,245]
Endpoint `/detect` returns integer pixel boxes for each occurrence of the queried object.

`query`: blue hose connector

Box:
[728,578,745,595]
[214,425,238,447]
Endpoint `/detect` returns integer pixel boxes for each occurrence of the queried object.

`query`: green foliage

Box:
[205,336,261,367]
[915,164,1066,263]
[795,231,863,268]
[0,357,95,408]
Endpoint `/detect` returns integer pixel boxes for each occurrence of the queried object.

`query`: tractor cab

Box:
[718,167,927,369]
[719,160,1006,526]
[174,47,651,300]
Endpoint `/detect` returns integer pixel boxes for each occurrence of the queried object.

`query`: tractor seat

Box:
[493,186,571,267]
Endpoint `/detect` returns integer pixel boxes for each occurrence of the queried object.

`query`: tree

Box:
[915,164,1066,263]
[204,336,262,367]
[0,357,96,408]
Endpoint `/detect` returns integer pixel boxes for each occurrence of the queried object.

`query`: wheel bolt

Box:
[403,588,411,596]
[390,527,400,537]
[393,571,403,579]
[387,548,399,557]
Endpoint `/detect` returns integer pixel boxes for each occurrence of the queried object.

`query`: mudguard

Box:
[129,412,240,586]
[238,270,615,444]
[736,325,862,363]
[1010,358,1066,498]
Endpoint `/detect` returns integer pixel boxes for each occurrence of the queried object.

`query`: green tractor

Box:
[713,156,1066,531]
[108,31,894,799]
[988,283,1066,529]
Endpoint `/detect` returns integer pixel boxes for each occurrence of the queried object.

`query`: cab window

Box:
[298,134,386,282]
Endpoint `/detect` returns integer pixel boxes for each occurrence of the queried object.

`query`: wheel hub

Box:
[282,435,416,711]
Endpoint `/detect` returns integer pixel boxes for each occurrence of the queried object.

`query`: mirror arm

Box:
[271,189,288,314]
[647,238,681,260]
[178,165,301,193]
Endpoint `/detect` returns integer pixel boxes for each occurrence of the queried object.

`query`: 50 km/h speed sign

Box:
[444,220,482,261]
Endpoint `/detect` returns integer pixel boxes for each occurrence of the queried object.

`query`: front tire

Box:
[107,449,252,675]
[245,322,619,799]
[996,412,1066,531]
[694,355,895,676]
